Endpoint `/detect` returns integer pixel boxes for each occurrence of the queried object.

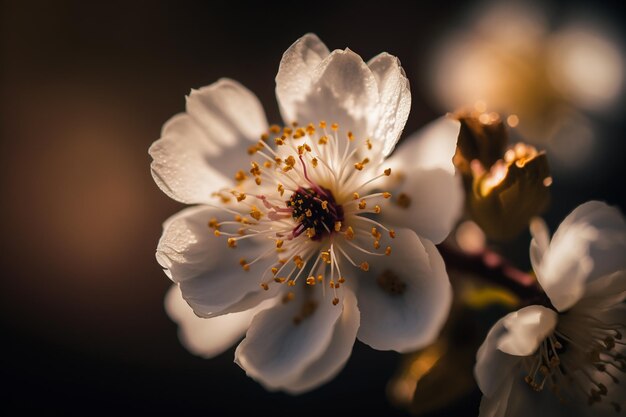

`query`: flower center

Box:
[289,186,344,241]
[522,313,625,411]
[208,120,396,308]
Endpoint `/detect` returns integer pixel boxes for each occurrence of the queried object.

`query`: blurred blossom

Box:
[475,201,626,417]
[455,221,486,255]
[152,34,462,393]
[428,2,624,175]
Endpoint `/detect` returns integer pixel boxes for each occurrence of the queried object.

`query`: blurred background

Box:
[1,0,625,415]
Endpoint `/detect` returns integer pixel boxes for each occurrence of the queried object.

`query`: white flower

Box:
[475,201,626,416]
[151,34,463,393]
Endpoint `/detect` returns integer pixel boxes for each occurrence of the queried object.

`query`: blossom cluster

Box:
[150,34,625,414]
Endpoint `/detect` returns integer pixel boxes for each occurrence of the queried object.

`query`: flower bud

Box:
[468,143,551,241]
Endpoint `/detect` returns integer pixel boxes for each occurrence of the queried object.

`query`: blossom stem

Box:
[438,243,542,300]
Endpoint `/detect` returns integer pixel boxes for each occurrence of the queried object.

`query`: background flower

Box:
[475,201,626,417]
[425,1,625,180]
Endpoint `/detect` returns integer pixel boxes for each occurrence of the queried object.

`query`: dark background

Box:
[1,0,625,416]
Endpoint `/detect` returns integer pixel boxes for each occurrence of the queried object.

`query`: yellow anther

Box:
[332,297,340,306]
[360,262,370,271]
[338,277,346,283]
[279,259,288,264]
[275,137,285,146]
[358,200,367,210]
[249,161,261,176]
[285,155,296,167]
[383,192,392,199]
[317,274,323,282]
[306,228,316,238]
[345,226,355,240]
[269,124,281,133]
[306,277,316,285]
[319,121,327,128]
[260,133,269,141]
[276,240,284,248]
[331,123,339,131]
[237,228,245,236]
[208,217,219,229]
[227,238,237,248]
[283,291,295,302]
[353,192,360,200]
[321,251,331,264]
[271,267,279,275]
[274,157,282,165]
[255,177,262,185]
[371,227,381,239]
[305,123,316,135]
[234,170,247,182]
[347,131,355,141]
[242,264,250,271]
[214,230,221,237]
[250,206,263,220]
[287,280,296,287]
[384,168,392,176]
[329,280,335,289]
[263,161,272,168]
[366,138,373,150]
[318,136,328,145]
[305,209,313,217]
[321,201,329,211]
[354,157,370,170]
[277,183,285,196]
[385,247,391,257]
[389,229,396,239]
[247,145,259,155]
[374,240,380,249]
[311,158,318,167]
[239,258,247,266]
[293,128,306,139]
[283,127,293,135]
[334,221,342,232]
[373,205,381,214]
[236,192,246,202]
[261,283,269,291]
[274,277,286,283]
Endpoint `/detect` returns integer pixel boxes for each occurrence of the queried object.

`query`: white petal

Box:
[475,314,525,397]
[479,374,566,417]
[285,48,379,141]
[529,217,550,277]
[497,305,558,356]
[379,167,464,244]
[149,79,268,204]
[538,201,626,311]
[156,206,276,317]
[165,285,255,358]
[275,33,330,124]
[478,376,515,417]
[368,53,411,157]
[386,116,461,175]
[234,285,346,391]
[356,229,452,353]
[284,290,360,394]
[575,270,626,310]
